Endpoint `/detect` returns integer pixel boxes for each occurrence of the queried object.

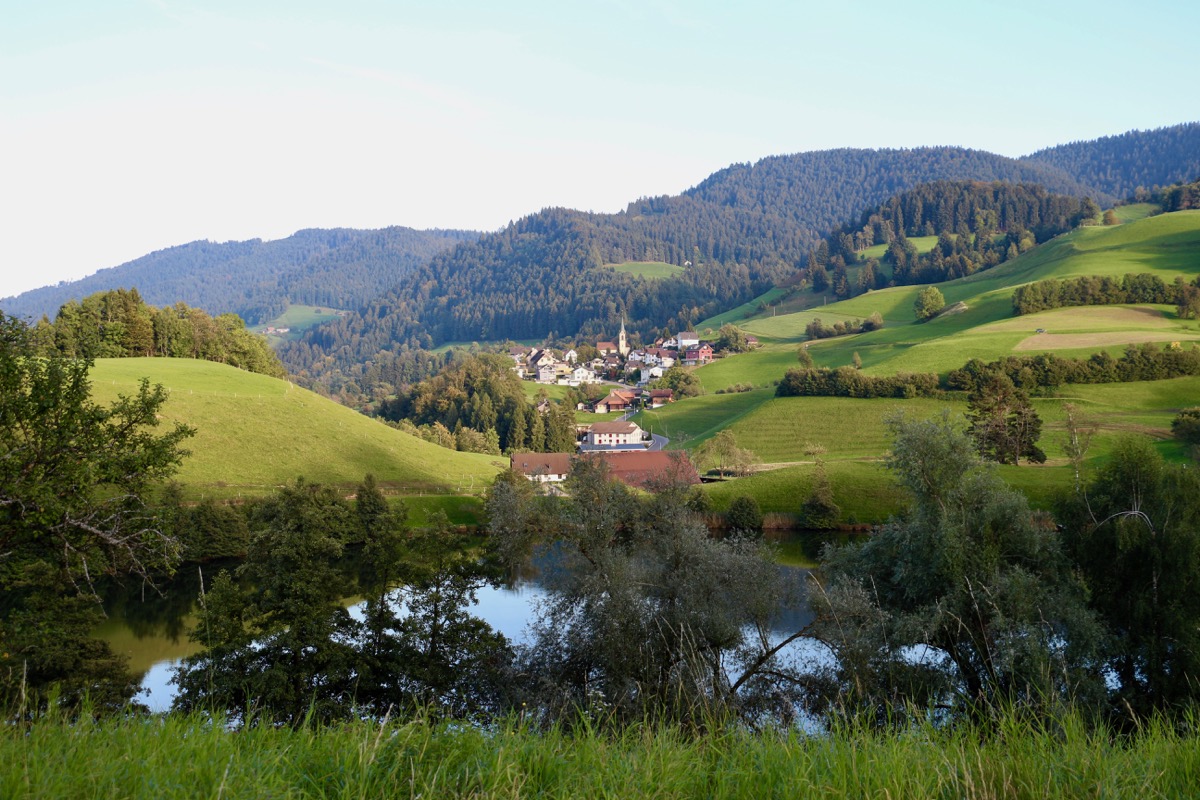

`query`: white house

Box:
[582,420,647,450]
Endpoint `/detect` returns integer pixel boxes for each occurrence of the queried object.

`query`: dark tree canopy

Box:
[0,314,194,715]
[810,413,1102,725]
[1057,438,1200,721]
[965,373,1046,465]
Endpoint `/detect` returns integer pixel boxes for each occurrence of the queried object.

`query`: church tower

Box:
[618,317,630,357]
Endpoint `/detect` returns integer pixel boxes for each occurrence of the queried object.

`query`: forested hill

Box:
[1,226,479,325]
[1022,122,1200,201]
[281,146,1111,391]
[685,146,1107,235]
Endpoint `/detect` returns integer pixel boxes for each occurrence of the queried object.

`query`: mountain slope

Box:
[283,146,1126,393]
[2,226,479,325]
[87,358,503,496]
[1022,122,1200,201]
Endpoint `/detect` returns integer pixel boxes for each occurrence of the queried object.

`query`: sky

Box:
[2,0,1198,299]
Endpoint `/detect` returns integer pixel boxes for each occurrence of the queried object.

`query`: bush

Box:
[726,495,764,535]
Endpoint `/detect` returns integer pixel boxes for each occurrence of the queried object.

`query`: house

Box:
[593,390,635,414]
[571,365,600,384]
[682,343,714,366]
[509,452,572,484]
[677,331,700,349]
[536,362,560,383]
[647,389,674,408]
[582,420,647,450]
[563,348,578,363]
[745,335,760,348]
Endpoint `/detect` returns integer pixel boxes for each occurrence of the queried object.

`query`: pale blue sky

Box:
[2,0,1197,298]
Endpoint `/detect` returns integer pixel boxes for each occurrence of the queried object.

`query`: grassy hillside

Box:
[693,211,1200,392]
[252,304,348,344]
[89,359,503,499]
[641,211,1200,523]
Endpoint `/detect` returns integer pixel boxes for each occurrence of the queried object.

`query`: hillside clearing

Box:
[607,261,685,279]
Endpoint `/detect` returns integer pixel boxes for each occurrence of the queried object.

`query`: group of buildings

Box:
[507,322,733,390]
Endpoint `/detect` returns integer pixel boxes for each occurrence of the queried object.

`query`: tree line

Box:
[377,354,577,455]
[29,288,286,377]
[778,342,1200,404]
[1012,272,1200,317]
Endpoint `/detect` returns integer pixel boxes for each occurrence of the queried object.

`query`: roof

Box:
[510,450,701,490]
[597,341,617,350]
[510,452,573,477]
[589,421,639,435]
[648,389,673,398]
[584,450,700,489]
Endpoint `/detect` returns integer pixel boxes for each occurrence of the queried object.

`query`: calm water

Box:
[98,548,820,713]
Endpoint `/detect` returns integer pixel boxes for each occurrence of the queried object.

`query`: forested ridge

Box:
[804,181,1097,297]
[1,226,478,325]
[280,146,1118,394]
[1023,122,1200,201]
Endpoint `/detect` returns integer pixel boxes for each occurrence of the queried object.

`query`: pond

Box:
[97,536,836,712]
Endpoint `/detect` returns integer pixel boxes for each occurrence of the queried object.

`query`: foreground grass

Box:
[5,711,1198,799]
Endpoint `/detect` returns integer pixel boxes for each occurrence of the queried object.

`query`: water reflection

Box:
[101,541,824,712]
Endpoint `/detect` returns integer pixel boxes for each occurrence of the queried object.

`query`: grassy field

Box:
[89,359,503,499]
[6,711,1199,799]
[608,261,685,279]
[695,211,1200,387]
[252,305,348,343]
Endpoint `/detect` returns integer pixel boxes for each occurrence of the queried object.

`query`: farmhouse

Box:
[677,331,700,349]
[510,450,699,491]
[509,452,572,484]
[582,420,647,450]
[647,389,674,408]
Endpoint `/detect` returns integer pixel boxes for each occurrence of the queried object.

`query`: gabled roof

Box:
[510,452,572,477]
[588,421,639,435]
[585,450,700,489]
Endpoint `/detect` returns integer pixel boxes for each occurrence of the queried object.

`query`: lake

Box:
[97,540,826,713]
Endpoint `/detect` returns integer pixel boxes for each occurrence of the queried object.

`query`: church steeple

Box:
[618,316,630,357]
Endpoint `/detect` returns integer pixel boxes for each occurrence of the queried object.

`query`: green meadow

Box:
[608,260,686,279]
[88,359,503,500]
[253,304,347,342]
[650,211,1200,522]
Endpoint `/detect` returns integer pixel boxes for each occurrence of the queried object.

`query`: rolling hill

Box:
[87,358,504,499]
[637,209,1200,522]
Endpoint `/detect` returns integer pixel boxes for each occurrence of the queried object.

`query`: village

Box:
[504,321,757,492]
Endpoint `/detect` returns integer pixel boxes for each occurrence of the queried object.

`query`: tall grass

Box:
[4,708,1199,798]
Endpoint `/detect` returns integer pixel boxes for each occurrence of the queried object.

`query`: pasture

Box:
[608,261,686,279]
[88,358,503,499]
